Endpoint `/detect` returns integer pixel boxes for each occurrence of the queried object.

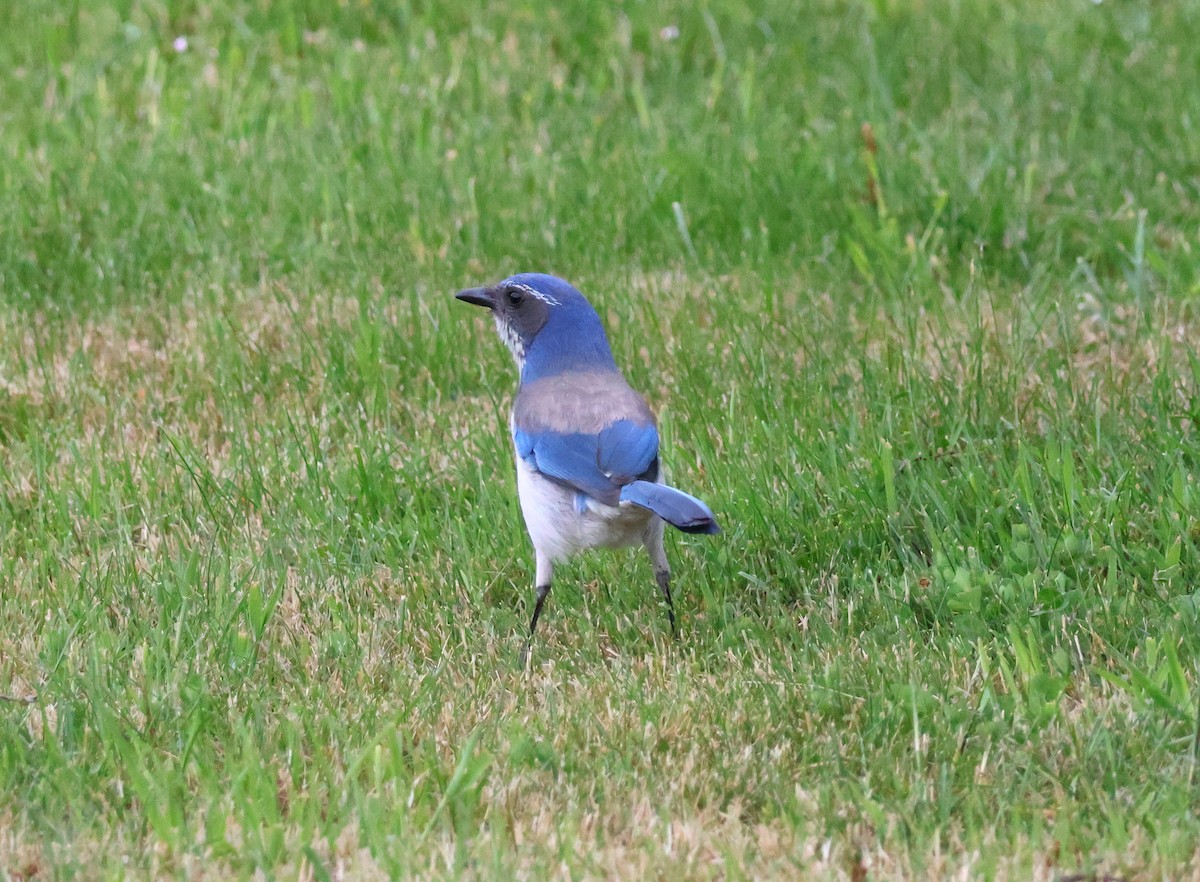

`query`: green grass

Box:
[2,0,1199,878]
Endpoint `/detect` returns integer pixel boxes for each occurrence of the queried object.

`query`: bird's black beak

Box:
[455,287,495,309]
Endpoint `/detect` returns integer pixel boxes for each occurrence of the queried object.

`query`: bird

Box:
[455,272,720,661]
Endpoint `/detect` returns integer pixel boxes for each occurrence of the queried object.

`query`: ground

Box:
[1,1,1199,879]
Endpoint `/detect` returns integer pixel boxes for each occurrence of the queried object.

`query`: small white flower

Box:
[659,25,680,41]
[172,36,189,53]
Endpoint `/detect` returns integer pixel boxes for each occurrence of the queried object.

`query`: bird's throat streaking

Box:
[494,314,526,371]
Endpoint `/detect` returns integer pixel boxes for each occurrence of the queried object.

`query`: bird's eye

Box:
[505,288,525,307]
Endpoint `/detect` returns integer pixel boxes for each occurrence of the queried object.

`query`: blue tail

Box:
[620,481,721,535]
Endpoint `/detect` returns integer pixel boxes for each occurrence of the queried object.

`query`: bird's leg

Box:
[645,524,677,639]
[528,582,552,638]
[521,551,554,666]
[655,568,677,637]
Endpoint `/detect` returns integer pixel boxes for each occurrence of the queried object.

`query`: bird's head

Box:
[455,273,617,380]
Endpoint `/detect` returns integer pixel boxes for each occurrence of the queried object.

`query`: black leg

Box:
[520,582,552,666]
[654,568,677,638]
[529,582,551,636]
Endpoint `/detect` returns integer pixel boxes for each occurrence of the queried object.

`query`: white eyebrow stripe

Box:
[503,280,560,307]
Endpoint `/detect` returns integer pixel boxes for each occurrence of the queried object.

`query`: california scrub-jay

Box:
[456,273,719,658]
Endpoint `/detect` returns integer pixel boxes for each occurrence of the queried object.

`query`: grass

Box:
[1,0,1199,878]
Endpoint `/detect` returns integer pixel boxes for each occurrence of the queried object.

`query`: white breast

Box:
[514,455,655,561]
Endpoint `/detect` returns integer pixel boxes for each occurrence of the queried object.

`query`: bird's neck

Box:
[521,327,618,384]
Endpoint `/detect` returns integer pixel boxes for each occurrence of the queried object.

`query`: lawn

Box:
[1,0,1199,879]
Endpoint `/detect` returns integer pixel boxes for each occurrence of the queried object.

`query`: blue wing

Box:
[597,420,659,484]
[514,419,659,506]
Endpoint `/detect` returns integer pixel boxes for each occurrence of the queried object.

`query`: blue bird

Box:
[456,273,719,658]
